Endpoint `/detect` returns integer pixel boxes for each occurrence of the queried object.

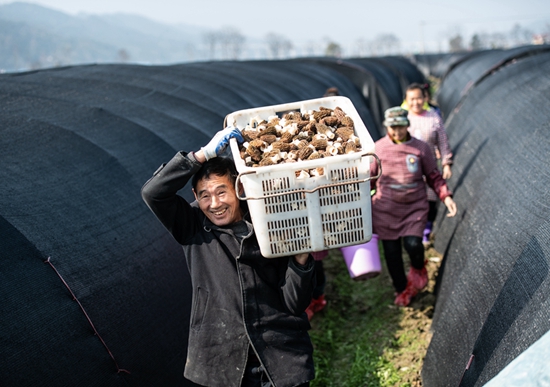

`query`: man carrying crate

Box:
[141,127,316,387]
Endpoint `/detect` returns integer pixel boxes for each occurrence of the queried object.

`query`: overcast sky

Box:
[2,0,549,52]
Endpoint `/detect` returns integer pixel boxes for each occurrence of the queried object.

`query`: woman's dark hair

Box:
[192,157,238,191]
[406,82,431,98]
[406,82,425,93]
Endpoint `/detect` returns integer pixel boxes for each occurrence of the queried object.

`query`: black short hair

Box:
[192,157,238,191]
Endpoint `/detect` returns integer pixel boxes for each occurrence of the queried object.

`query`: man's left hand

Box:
[294,253,309,266]
[201,126,244,161]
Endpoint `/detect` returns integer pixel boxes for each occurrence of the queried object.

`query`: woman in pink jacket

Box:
[405,83,453,246]
[370,107,457,306]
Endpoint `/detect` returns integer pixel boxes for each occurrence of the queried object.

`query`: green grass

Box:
[309,247,430,387]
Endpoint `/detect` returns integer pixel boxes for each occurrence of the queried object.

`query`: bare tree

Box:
[353,38,369,57]
[203,31,221,60]
[116,49,130,63]
[470,34,482,51]
[325,41,342,57]
[369,34,400,56]
[301,41,317,57]
[510,24,533,46]
[488,32,508,48]
[541,23,550,43]
[449,34,464,52]
[265,32,293,59]
[219,26,245,60]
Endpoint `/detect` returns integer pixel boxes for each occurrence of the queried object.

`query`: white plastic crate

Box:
[227,96,380,258]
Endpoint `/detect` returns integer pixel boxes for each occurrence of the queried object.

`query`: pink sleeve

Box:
[420,140,452,200]
[435,116,453,166]
[426,169,452,201]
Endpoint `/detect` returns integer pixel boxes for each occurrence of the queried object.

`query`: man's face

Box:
[386,125,409,143]
[405,88,426,115]
[193,173,243,227]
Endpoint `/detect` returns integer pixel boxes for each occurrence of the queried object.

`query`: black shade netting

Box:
[431,51,480,80]
[437,45,550,117]
[0,59,381,386]
[295,57,390,138]
[421,51,550,387]
[373,56,427,93]
[410,53,451,78]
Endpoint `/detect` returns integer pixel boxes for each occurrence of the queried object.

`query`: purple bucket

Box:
[340,234,381,280]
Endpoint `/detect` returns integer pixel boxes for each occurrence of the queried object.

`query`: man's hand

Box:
[442,164,452,179]
[294,253,310,266]
[444,196,457,217]
[201,126,244,161]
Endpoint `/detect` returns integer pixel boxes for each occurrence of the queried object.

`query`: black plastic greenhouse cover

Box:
[370,56,427,92]
[305,56,425,137]
[297,58,388,137]
[410,53,450,78]
[3,48,548,387]
[348,56,426,119]
[346,57,406,107]
[437,45,550,117]
[430,51,479,80]
[0,60,374,387]
[422,50,550,387]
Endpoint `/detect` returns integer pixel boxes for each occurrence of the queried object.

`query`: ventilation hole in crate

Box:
[322,208,365,247]
[319,183,361,206]
[330,166,359,182]
[267,217,311,255]
[264,192,307,214]
[262,176,291,193]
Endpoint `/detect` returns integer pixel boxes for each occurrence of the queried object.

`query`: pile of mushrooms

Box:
[237,106,362,178]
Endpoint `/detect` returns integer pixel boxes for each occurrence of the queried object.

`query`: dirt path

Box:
[384,247,443,386]
[309,244,444,386]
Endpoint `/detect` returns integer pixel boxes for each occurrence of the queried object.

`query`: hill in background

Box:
[0,2,211,72]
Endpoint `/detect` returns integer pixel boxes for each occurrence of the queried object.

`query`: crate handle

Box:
[235,152,381,201]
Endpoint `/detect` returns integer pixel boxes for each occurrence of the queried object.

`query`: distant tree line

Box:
[448,23,548,53]
[197,22,548,61]
[1,19,548,72]
[198,27,403,61]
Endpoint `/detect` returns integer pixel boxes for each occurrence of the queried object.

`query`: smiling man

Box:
[141,127,315,387]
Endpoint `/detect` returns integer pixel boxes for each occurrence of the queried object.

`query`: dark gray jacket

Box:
[141,151,315,387]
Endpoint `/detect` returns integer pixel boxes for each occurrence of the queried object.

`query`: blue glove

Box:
[201,126,244,161]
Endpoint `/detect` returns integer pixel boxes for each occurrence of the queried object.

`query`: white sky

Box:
[2,0,549,52]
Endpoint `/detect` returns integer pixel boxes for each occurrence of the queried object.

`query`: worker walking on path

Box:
[370,107,457,307]
[405,83,453,247]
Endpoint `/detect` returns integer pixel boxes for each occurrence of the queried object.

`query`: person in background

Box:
[400,83,441,117]
[141,127,316,387]
[421,83,442,117]
[323,87,340,97]
[370,107,457,307]
[304,86,342,320]
[305,250,328,320]
[405,83,453,247]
